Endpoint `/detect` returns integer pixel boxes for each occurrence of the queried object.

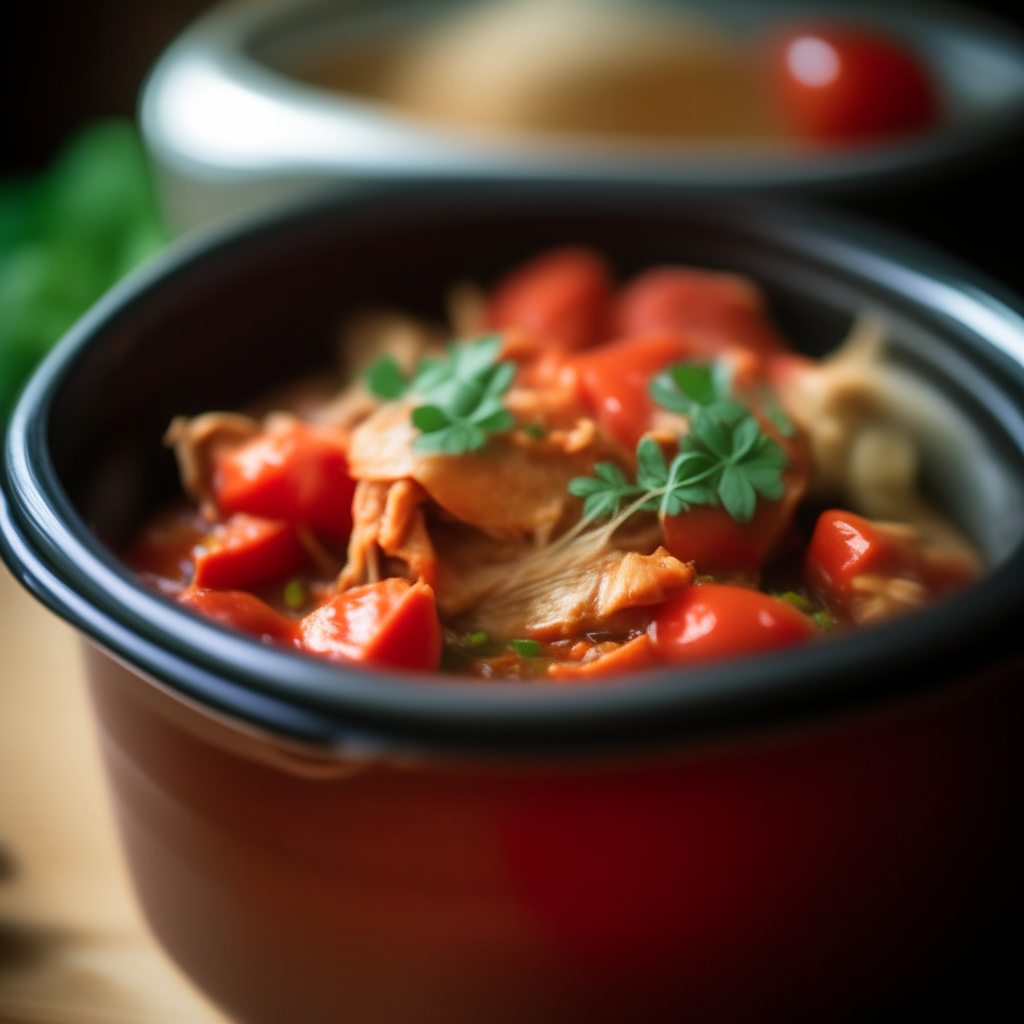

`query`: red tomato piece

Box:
[661,427,811,573]
[652,584,817,666]
[488,247,613,352]
[770,26,937,141]
[124,505,207,585]
[214,423,355,543]
[178,587,299,646]
[614,268,785,358]
[299,578,442,672]
[547,634,659,683]
[805,509,927,620]
[571,333,698,448]
[192,514,305,591]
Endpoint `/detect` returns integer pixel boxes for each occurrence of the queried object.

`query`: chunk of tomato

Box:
[192,514,305,591]
[299,578,442,671]
[662,426,811,573]
[571,333,697,448]
[614,267,785,358]
[805,509,925,620]
[652,584,817,666]
[178,587,299,646]
[769,27,937,141]
[214,423,355,543]
[488,247,613,352]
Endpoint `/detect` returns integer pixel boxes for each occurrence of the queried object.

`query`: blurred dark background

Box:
[1,0,1023,292]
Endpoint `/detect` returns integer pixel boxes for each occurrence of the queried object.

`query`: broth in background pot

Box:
[298,0,937,145]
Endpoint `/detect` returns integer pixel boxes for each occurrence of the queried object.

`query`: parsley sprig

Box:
[365,334,516,454]
[570,359,789,525]
[649,361,747,425]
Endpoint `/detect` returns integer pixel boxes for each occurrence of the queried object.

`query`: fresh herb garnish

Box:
[466,630,489,647]
[812,610,836,631]
[570,358,789,525]
[365,334,516,454]
[649,360,748,425]
[509,639,542,658]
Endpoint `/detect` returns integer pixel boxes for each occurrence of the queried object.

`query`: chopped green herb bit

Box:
[509,639,542,658]
[776,591,813,613]
[283,579,306,609]
[466,630,490,647]
[812,611,837,631]
[523,423,546,439]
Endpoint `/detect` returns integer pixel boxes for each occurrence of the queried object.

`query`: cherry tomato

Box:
[178,587,299,646]
[299,578,442,671]
[571,333,698,448]
[214,423,355,543]
[488,247,613,352]
[661,423,811,573]
[805,509,928,620]
[770,27,937,141]
[124,505,206,584]
[652,584,817,666]
[614,267,785,359]
[192,514,305,591]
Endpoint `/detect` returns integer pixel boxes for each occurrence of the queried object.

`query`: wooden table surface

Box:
[0,564,229,1024]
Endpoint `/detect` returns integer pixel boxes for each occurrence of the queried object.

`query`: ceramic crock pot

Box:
[3,185,1023,1023]
[140,0,1024,232]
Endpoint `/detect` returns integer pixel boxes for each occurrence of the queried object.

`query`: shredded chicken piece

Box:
[774,315,983,579]
[847,572,929,625]
[315,311,444,432]
[339,479,438,590]
[503,384,590,432]
[337,311,443,381]
[847,426,982,577]
[467,544,694,640]
[773,315,889,498]
[347,404,625,541]
[447,281,488,337]
[164,412,259,517]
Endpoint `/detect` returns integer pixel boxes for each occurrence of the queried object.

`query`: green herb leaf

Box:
[411,404,452,432]
[509,639,542,658]
[568,404,789,527]
[568,461,644,520]
[636,436,669,490]
[466,630,490,647]
[365,355,409,399]
[407,335,516,455]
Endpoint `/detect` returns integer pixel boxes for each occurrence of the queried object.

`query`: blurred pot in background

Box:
[140,0,1024,233]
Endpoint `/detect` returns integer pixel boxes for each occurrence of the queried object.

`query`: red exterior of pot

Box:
[82,643,1022,1024]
